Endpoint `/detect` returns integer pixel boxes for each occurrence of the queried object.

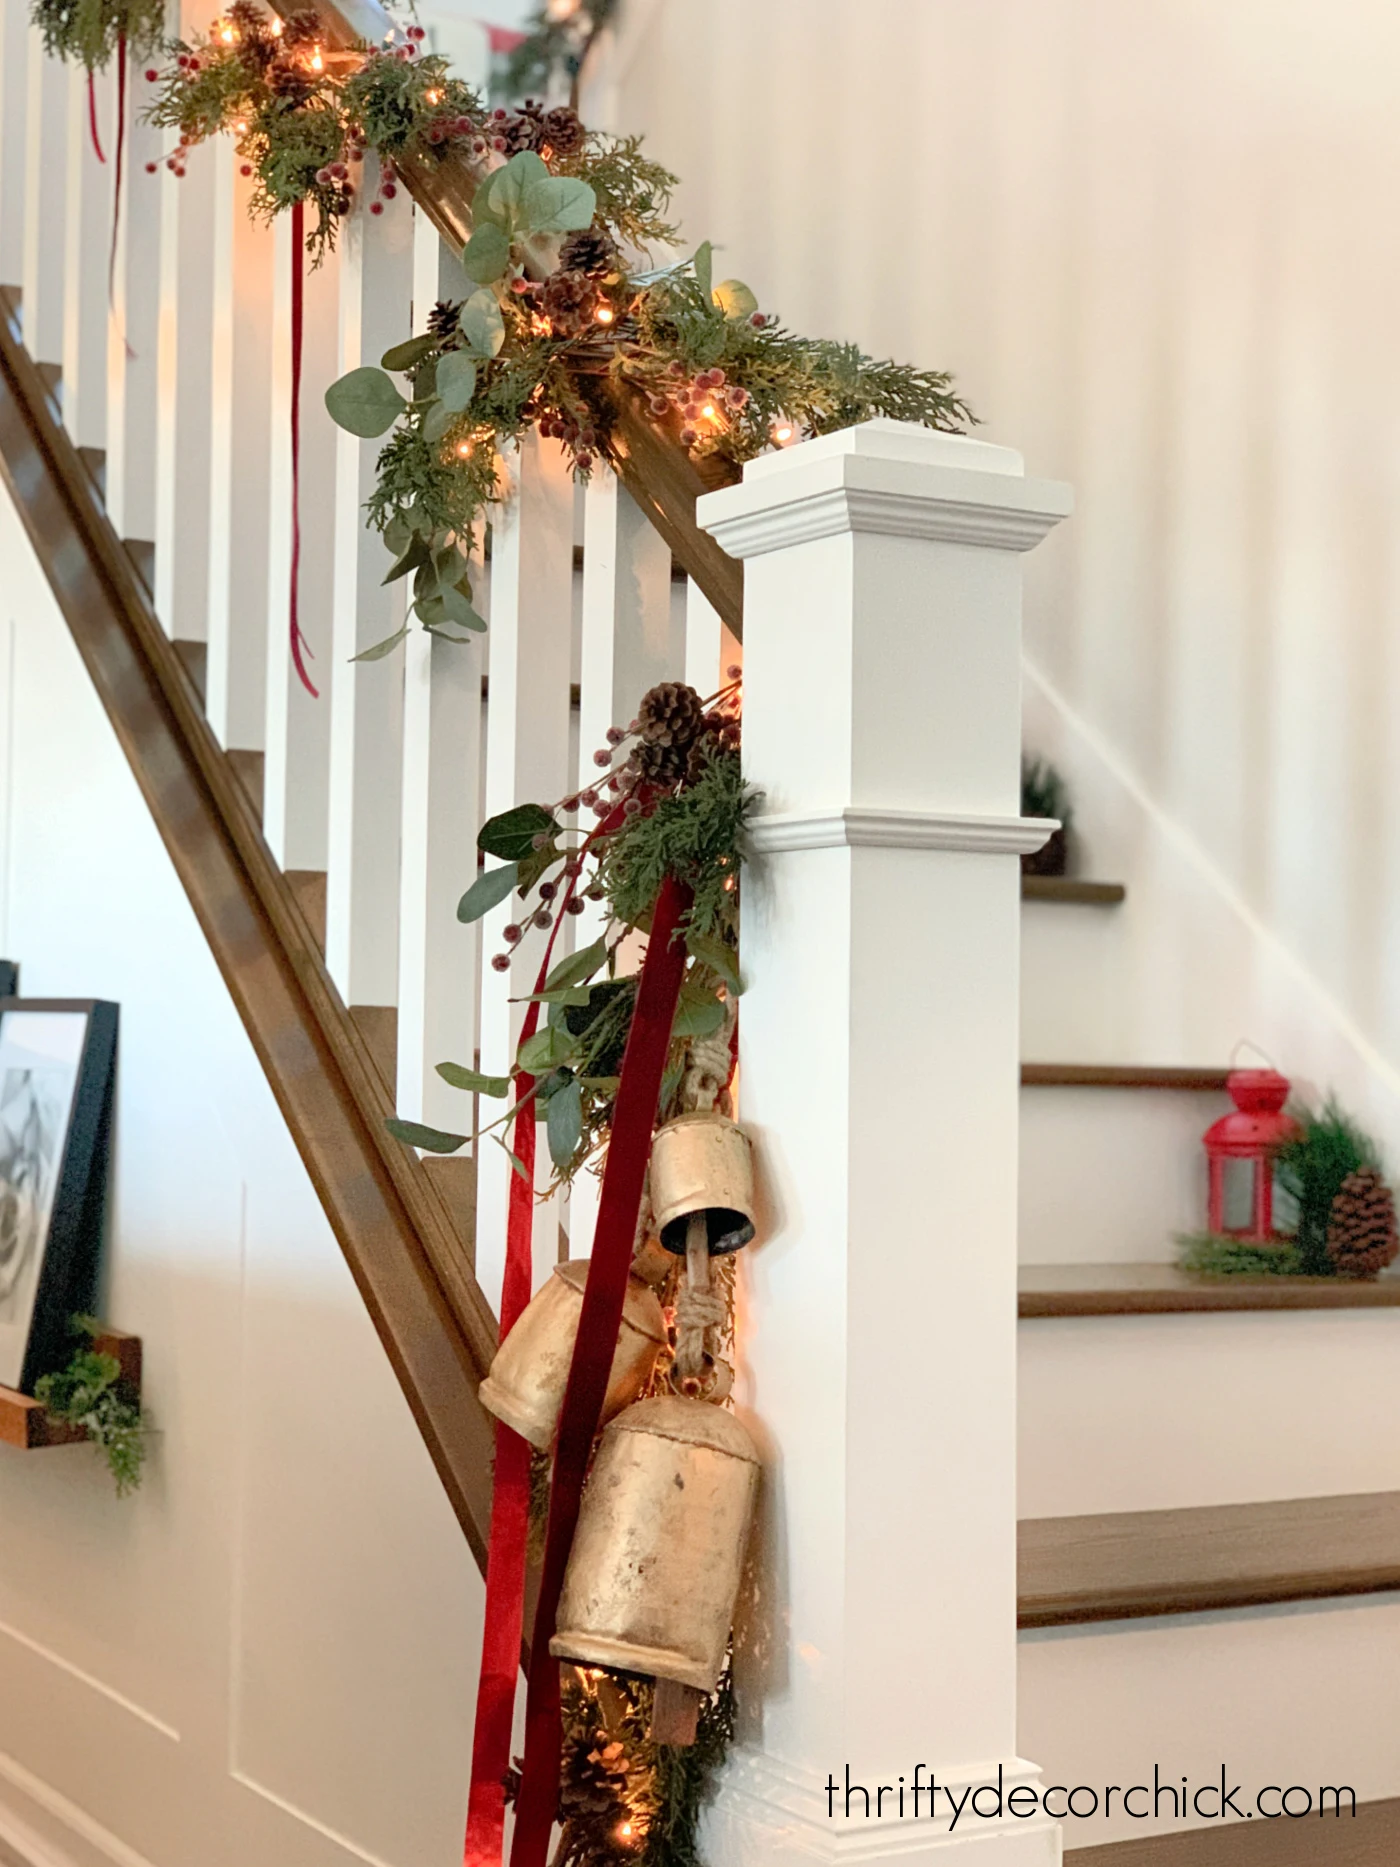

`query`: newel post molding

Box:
[698,422,1071,1865]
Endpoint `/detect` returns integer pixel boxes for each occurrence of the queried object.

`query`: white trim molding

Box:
[704,1750,1061,1865]
[698,421,1073,560]
[749,808,1058,856]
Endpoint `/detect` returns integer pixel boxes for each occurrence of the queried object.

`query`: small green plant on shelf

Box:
[1020,754,1072,877]
[1177,1097,1399,1281]
[35,1318,147,1496]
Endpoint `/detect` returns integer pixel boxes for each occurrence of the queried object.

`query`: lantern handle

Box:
[1229,1038,1280,1073]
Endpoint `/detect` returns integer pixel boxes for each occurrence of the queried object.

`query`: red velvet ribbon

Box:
[463,821,619,1866]
[87,72,106,163]
[289,203,318,697]
[508,874,693,1867]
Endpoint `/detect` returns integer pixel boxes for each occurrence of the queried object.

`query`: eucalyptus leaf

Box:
[383,513,411,555]
[430,544,468,593]
[479,802,557,861]
[436,350,478,413]
[487,150,550,225]
[325,366,407,439]
[461,222,511,284]
[471,165,508,229]
[459,288,506,359]
[686,932,745,995]
[438,581,488,631]
[672,991,727,1039]
[386,1117,469,1153]
[525,984,595,1008]
[422,398,456,445]
[518,1024,576,1074]
[518,172,595,236]
[713,278,758,320]
[546,1076,584,1171]
[457,861,519,923]
[544,937,608,992]
[692,240,713,303]
[382,534,430,585]
[350,624,410,663]
[436,1062,511,1097]
[414,592,448,628]
[381,333,437,372]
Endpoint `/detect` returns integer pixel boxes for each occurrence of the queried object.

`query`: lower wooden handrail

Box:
[0,289,498,1567]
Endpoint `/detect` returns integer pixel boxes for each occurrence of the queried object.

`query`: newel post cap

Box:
[696,418,1073,558]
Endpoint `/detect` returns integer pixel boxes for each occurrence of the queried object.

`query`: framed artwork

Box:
[0,1000,118,1393]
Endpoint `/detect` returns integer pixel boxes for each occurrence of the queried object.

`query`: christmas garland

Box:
[136,2,972,647]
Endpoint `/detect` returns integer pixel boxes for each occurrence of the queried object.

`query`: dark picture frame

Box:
[0,999,118,1393]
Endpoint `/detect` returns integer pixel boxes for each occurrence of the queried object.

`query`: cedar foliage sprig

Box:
[597,745,751,945]
[1276,1098,1381,1275]
[34,1318,147,1496]
[31,0,165,71]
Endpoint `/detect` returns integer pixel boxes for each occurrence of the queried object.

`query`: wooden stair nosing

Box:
[0,291,497,1567]
[1021,876,1126,905]
[1065,1795,1400,1862]
[1019,1262,1400,1317]
[1021,1064,1231,1091]
[1019,1491,1400,1629]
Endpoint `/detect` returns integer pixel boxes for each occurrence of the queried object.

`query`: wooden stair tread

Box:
[1021,1064,1230,1090]
[1066,1796,1400,1862]
[1021,876,1126,905]
[1020,1262,1400,1316]
[1019,1492,1400,1628]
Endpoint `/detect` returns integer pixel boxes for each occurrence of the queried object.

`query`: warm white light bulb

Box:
[594,304,614,324]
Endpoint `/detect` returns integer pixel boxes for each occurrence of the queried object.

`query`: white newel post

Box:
[697,422,1071,1867]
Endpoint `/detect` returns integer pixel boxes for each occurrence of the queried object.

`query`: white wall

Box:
[593,0,1400,1150]
[0,483,482,1867]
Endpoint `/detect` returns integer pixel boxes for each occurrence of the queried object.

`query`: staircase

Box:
[0,0,1397,1857]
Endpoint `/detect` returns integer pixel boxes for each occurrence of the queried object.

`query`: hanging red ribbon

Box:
[509,873,693,1867]
[288,203,318,697]
[463,808,629,1865]
[87,72,106,163]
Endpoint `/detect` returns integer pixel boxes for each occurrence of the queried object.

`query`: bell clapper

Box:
[651,1675,704,1747]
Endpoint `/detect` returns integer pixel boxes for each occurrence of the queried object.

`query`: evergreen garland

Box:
[1275,1098,1380,1276]
[31,0,165,71]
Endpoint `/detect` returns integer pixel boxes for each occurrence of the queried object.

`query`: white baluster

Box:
[61,63,111,451]
[105,102,163,551]
[22,35,68,369]
[263,218,338,872]
[397,211,484,1137]
[326,176,413,1011]
[206,153,273,751]
[0,0,27,287]
[476,433,575,1310]
[683,579,740,697]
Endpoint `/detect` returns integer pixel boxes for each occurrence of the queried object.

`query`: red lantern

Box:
[1203,1069,1303,1241]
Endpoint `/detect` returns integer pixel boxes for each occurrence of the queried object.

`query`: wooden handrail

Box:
[276,0,746,635]
[0,291,499,1567]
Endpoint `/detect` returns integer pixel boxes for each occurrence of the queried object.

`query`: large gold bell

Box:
[550,1394,760,1693]
[649,1110,756,1256]
[478,1262,666,1450]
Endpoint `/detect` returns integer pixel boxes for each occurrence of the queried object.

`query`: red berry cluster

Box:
[648,363,750,449]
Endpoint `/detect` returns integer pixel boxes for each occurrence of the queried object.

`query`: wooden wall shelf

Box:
[1021,1063,1231,1091]
[0,1330,141,1451]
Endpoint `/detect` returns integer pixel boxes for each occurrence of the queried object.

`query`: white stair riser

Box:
[1021,898,1131,1062]
[1019,1086,1226,1264]
[1019,1310,1400,1517]
[1020,1594,1400,1848]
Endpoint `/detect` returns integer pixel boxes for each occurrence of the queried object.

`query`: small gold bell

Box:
[649,1110,756,1255]
[550,1393,760,1694]
[478,1262,666,1450]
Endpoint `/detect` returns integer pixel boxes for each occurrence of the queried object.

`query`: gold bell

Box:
[478,1262,666,1450]
[649,1110,756,1255]
[550,1393,760,1694]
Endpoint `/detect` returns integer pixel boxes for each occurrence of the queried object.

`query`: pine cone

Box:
[278,9,321,49]
[541,105,586,158]
[499,103,546,153]
[1326,1166,1399,1278]
[631,738,688,787]
[558,225,616,277]
[685,717,741,783]
[269,63,315,103]
[541,267,597,335]
[558,1729,631,1820]
[427,299,461,339]
[637,680,705,751]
